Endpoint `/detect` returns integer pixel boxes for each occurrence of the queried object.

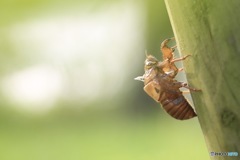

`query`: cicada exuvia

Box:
[135,38,200,120]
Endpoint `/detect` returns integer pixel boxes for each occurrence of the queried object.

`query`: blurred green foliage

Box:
[0,0,209,160]
[0,108,207,160]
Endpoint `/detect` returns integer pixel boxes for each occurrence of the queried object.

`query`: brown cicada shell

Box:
[135,38,200,120]
[160,38,191,78]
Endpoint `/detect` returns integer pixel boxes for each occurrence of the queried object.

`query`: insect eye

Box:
[146,61,156,66]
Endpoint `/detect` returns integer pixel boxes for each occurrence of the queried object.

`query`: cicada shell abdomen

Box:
[143,72,197,120]
[144,84,197,120]
[158,92,197,120]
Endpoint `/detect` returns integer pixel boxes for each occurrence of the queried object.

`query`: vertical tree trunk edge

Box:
[164,0,240,160]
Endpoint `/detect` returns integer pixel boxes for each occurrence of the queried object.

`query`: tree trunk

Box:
[164,0,240,159]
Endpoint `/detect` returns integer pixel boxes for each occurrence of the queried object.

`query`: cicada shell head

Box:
[144,55,159,71]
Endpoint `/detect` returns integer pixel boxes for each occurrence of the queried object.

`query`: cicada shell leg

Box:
[178,68,184,72]
[143,80,161,102]
[171,45,177,50]
[181,82,201,92]
[161,38,175,60]
[171,55,191,63]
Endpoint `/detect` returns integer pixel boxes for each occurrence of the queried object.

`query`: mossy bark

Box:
[165,0,240,159]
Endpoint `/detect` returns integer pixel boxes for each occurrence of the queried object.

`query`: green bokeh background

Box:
[0,0,209,159]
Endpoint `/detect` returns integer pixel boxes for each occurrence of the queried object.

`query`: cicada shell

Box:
[135,38,200,120]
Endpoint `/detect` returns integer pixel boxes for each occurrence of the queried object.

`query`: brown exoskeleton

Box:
[135,38,200,120]
[160,37,190,78]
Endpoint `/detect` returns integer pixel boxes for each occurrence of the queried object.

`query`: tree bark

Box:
[165,0,240,159]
